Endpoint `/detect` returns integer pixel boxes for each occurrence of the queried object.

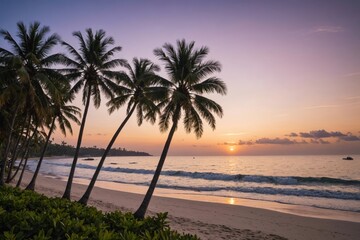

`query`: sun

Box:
[229,146,235,152]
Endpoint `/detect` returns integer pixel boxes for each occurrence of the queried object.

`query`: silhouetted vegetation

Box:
[30,142,151,157]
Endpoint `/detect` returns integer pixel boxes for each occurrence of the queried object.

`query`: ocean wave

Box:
[45,162,360,187]
[104,178,360,201]
[153,184,360,201]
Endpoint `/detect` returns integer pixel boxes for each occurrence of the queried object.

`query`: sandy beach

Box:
[12,171,360,240]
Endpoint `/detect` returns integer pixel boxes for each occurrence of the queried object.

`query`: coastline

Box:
[11,171,360,240]
[72,177,360,223]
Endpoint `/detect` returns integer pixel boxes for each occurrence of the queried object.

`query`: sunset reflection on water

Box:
[228,198,235,205]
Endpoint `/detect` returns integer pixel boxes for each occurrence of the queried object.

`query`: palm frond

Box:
[0,29,23,57]
[106,94,132,114]
[194,95,223,117]
[191,77,227,95]
[61,41,86,66]
[102,58,126,69]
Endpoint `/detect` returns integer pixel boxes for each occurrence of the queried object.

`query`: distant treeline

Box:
[30,143,151,157]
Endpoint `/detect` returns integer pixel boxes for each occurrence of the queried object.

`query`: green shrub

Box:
[0,186,199,240]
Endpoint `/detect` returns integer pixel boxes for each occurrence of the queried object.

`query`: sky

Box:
[1,0,360,155]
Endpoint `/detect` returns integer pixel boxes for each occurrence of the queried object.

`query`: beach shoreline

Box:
[10,171,360,240]
[71,176,360,223]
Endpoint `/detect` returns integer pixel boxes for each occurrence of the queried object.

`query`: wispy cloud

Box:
[192,144,211,148]
[87,133,107,136]
[343,72,360,78]
[255,138,304,145]
[310,139,330,144]
[309,26,344,34]
[219,142,238,146]
[304,104,339,110]
[223,132,247,136]
[345,96,360,100]
[220,138,305,146]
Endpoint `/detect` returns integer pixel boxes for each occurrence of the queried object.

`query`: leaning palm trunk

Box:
[6,121,27,182]
[134,121,178,219]
[0,103,20,186]
[7,156,25,182]
[16,126,37,187]
[6,118,32,183]
[63,89,91,199]
[78,104,137,204]
[26,117,56,190]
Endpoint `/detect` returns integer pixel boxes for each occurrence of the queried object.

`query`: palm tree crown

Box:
[107,58,167,123]
[61,28,126,105]
[0,22,66,110]
[156,39,227,135]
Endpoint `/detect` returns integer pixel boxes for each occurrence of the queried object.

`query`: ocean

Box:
[27,155,360,212]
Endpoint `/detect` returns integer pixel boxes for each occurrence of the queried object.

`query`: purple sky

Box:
[1,0,360,155]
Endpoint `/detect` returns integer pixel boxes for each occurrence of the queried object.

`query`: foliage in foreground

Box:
[0,186,199,240]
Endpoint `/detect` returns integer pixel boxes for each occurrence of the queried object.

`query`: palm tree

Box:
[26,94,81,190]
[78,58,167,204]
[134,40,227,219]
[60,28,126,199]
[0,22,65,185]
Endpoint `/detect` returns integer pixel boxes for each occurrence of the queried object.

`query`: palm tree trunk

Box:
[6,120,26,182]
[0,103,20,186]
[26,117,56,191]
[8,156,25,182]
[16,126,37,187]
[78,104,137,205]
[134,121,178,219]
[63,89,91,199]
[7,117,32,183]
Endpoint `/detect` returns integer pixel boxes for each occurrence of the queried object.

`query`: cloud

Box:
[345,96,360,100]
[304,105,339,110]
[238,140,254,145]
[255,138,303,145]
[220,142,238,146]
[223,132,247,136]
[87,133,107,136]
[310,26,344,34]
[343,72,360,78]
[285,132,298,137]
[287,129,359,143]
[310,139,330,144]
[192,144,211,148]
[220,138,304,146]
[220,130,359,147]
[338,134,360,142]
[299,130,346,139]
